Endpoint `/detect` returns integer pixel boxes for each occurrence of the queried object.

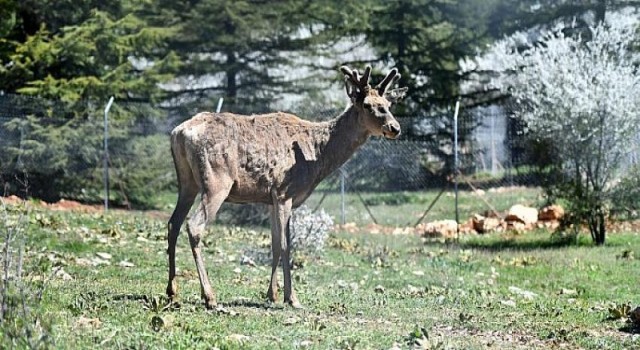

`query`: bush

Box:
[290,205,334,254]
[109,134,175,208]
[610,165,640,219]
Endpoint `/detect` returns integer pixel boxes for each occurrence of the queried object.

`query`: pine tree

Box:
[0,1,178,106]
[0,0,179,204]
[139,0,329,113]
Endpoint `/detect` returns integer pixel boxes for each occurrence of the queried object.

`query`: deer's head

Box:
[340,65,407,139]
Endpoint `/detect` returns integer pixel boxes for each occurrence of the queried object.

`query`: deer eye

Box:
[363,102,372,109]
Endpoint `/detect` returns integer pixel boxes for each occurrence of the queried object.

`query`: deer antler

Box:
[340,65,372,100]
[375,68,400,95]
[376,68,407,103]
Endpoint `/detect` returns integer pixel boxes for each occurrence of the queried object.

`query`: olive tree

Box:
[466,13,640,244]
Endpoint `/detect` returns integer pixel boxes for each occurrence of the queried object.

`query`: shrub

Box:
[471,15,640,244]
[290,205,334,254]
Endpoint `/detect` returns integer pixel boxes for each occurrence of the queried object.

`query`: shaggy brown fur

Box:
[166,66,407,309]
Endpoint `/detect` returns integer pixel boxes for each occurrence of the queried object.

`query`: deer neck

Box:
[316,105,369,179]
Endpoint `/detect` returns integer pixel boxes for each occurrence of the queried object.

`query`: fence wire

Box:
[2,93,637,228]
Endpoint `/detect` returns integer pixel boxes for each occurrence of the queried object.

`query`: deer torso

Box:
[172,108,368,207]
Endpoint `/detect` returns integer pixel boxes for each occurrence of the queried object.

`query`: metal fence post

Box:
[103,96,114,211]
[453,99,461,228]
[216,97,224,113]
[339,168,346,225]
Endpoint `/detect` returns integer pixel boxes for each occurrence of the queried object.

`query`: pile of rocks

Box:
[420,204,565,238]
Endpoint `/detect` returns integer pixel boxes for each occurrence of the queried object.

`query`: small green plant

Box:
[0,201,54,348]
[608,303,632,320]
[405,326,445,350]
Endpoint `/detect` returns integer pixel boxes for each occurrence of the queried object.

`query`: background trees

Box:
[0,0,176,105]
[471,13,640,244]
[1,0,640,243]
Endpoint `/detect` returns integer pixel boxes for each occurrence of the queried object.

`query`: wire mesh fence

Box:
[4,93,637,229]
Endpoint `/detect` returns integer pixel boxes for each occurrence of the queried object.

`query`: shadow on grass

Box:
[453,232,600,252]
[618,324,640,335]
[108,292,282,313]
[223,298,284,310]
[459,238,581,252]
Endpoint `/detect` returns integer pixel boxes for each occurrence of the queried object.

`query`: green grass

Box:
[153,187,543,227]
[3,204,640,349]
[303,187,542,226]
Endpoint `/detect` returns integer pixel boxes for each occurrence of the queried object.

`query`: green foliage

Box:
[0,2,179,205]
[609,164,640,219]
[0,107,104,201]
[484,0,633,38]
[0,94,177,207]
[108,134,175,208]
[362,0,490,115]
[1,9,177,104]
[3,0,638,208]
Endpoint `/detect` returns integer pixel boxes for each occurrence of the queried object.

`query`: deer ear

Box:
[385,87,408,103]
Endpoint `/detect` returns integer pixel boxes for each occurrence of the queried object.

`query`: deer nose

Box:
[384,120,401,139]
[388,121,401,135]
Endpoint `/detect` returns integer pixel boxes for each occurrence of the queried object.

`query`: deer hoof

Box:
[267,288,278,303]
[286,299,304,310]
[204,299,217,310]
[166,283,178,300]
[202,293,217,310]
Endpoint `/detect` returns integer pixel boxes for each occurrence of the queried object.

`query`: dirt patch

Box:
[45,199,102,212]
[1,196,101,213]
[0,195,23,206]
[336,222,417,235]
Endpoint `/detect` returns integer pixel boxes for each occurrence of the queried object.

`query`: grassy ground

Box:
[153,187,543,227]
[305,187,542,226]
[2,203,639,349]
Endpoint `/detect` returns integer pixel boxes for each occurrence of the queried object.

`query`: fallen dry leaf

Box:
[508,286,537,300]
[118,260,135,268]
[54,267,73,281]
[559,288,578,296]
[215,305,238,316]
[96,252,112,260]
[283,317,299,326]
[500,299,517,308]
[226,334,250,343]
[75,316,101,329]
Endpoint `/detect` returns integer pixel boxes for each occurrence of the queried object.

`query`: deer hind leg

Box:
[187,174,232,309]
[282,212,302,308]
[166,185,197,300]
[267,205,282,303]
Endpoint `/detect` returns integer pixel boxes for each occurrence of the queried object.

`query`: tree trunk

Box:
[226,50,238,109]
[596,0,607,23]
[588,205,606,245]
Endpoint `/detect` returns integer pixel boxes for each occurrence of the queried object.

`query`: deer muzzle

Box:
[383,120,401,139]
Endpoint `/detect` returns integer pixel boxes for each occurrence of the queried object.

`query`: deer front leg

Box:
[187,203,217,310]
[267,204,281,303]
[186,183,230,309]
[282,215,302,309]
[268,195,302,308]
